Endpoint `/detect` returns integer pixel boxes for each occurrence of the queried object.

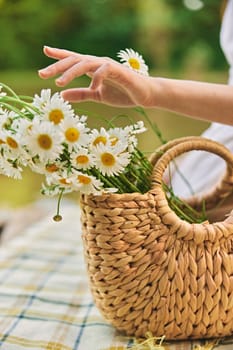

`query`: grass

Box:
[0,68,228,208]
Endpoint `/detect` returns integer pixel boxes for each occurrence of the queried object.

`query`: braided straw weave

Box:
[80,136,233,340]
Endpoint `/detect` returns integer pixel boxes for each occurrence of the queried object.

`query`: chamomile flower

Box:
[74,172,103,195]
[25,120,64,162]
[43,93,74,125]
[3,131,22,158]
[117,48,149,76]
[70,148,95,170]
[1,129,29,165]
[32,89,51,110]
[60,116,90,150]
[29,158,63,176]
[90,127,110,148]
[46,171,75,192]
[11,117,33,138]
[33,89,52,110]
[0,158,23,179]
[125,121,147,151]
[131,121,147,134]
[108,127,129,148]
[93,143,131,176]
[0,109,14,130]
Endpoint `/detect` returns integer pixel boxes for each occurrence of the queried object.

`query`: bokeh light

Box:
[183,0,204,11]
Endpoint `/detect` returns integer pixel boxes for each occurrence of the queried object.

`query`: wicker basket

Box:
[80,136,233,340]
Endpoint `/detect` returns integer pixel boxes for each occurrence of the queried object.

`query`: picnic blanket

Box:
[0,200,233,350]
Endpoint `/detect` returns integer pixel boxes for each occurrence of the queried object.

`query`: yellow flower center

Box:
[93,136,107,146]
[59,178,70,185]
[78,174,91,185]
[0,139,5,145]
[110,135,119,146]
[76,155,89,165]
[46,164,59,173]
[65,127,80,142]
[37,134,52,150]
[49,109,64,124]
[6,136,18,149]
[128,58,140,70]
[101,152,116,166]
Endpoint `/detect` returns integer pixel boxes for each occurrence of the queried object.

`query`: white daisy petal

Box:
[70,148,95,170]
[60,116,90,150]
[29,158,63,176]
[108,127,129,148]
[33,89,52,110]
[24,120,64,162]
[89,127,110,148]
[42,92,75,125]
[0,158,23,179]
[117,48,149,76]
[93,143,131,176]
[45,170,74,193]
[73,172,103,195]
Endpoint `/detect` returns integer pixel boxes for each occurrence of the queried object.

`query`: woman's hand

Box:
[38,46,153,107]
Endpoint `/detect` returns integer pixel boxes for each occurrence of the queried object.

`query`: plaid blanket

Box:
[0,200,232,350]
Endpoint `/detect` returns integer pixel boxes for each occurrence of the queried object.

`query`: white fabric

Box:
[171,0,233,198]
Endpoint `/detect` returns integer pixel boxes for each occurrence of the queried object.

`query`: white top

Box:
[170,0,233,198]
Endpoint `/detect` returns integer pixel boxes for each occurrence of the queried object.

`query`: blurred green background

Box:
[0,0,229,207]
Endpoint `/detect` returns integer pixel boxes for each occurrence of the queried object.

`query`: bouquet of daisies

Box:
[0,82,152,220]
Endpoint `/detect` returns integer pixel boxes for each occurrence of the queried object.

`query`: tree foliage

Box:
[0,0,138,69]
[0,0,228,71]
[164,0,227,69]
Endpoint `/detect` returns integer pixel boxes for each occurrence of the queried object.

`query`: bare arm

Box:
[151,78,233,125]
[38,46,233,125]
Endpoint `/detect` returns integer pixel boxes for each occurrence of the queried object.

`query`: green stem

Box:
[118,173,141,193]
[53,189,64,221]
[0,95,39,113]
[134,106,167,144]
[0,101,28,118]
[0,82,19,99]
[18,95,34,101]
[89,168,123,192]
[168,199,195,223]
[109,113,135,126]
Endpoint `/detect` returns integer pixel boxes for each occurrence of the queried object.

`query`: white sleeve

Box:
[220,0,233,84]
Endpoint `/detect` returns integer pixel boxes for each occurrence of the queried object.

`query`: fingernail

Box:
[38,69,48,77]
[56,78,64,86]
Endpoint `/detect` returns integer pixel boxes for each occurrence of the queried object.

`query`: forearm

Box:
[148,77,233,125]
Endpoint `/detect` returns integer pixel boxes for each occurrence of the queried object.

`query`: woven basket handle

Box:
[150,136,233,210]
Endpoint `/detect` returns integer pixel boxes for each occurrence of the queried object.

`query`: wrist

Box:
[141,76,165,108]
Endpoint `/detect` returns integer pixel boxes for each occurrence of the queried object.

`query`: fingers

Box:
[39,47,104,83]
[39,55,81,79]
[55,60,101,87]
[89,62,111,90]
[39,53,116,88]
[43,46,81,60]
[61,88,100,103]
